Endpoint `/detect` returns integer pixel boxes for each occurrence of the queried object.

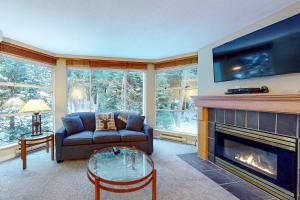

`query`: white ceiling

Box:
[0,0,298,59]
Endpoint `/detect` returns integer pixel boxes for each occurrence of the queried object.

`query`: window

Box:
[67,68,144,114]
[67,68,91,112]
[156,67,198,134]
[0,54,53,147]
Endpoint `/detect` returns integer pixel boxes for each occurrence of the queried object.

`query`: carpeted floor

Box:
[0,139,238,200]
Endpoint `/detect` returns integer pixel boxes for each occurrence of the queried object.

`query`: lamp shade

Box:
[20,99,51,113]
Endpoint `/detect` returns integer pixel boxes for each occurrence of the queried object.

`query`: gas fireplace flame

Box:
[235,153,275,176]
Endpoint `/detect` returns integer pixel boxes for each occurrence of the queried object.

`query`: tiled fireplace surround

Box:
[207,108,300,199]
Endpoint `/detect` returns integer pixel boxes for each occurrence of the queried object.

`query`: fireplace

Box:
[215,123,297,199]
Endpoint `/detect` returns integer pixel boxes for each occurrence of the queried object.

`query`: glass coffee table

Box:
[87,147,156,200]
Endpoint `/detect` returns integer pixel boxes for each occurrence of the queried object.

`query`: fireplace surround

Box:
[192,94,300,200]
[215,123,297,199]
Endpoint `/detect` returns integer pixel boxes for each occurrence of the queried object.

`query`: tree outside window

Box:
[0,54,53,147]
[156,67,198,135]
[67,68,144,114]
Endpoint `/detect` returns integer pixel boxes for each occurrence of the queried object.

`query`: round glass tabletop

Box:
[18,131,53,141]
[88,147,154,182]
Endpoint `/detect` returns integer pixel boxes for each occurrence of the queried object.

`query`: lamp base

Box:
[32,113,42,136]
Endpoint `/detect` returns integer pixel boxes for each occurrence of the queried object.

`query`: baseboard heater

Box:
[159,133,184,142]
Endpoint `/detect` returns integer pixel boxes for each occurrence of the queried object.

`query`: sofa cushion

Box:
[63,131,93,146]
[79,112,96,131]
[93,130,121,143]
[114,111,139,130]
[62,116,85,135]
[119,130,147,142]
[66,112,96,131]
[126,115,145,132]
[117,111,139,123]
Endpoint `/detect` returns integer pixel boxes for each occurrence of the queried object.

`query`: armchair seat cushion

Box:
[119,130,147,142]
[93,130,121,143]
[63,131,93,146]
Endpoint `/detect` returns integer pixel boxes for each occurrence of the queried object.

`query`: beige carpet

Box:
[0,139,238,200]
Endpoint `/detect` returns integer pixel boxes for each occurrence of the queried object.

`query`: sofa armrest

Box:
[143,124,153,137]
[55,127,67,161]
[55,127,67,146]
[143,124,153,154]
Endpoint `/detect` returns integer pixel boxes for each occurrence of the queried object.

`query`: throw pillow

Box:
[95,112,117,131]
[62,116,85,135]
[126,115,145,132]
[117,111,139,123]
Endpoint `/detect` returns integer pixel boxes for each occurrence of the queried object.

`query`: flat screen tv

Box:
[213,13,300,82]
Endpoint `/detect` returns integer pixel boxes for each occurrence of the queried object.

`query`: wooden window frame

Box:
[0,42,57,65]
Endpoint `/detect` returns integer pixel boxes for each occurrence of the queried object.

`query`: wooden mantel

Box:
[191,94,300,160]
[192,94,300,115]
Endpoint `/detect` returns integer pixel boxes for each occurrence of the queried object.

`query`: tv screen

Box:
[213,14,300,82]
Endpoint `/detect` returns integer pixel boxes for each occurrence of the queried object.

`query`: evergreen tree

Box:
[0,55,53,146]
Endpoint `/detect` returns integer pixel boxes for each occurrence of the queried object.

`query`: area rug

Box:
[0,140,238,200]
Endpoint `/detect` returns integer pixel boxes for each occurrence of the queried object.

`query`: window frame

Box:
[66,67,145,114]
[155,65,198,135]
[0,53,55,147]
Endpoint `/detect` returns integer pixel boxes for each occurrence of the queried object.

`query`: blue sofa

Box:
[55,112,153,162]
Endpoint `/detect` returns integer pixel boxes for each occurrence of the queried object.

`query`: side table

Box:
[18,131,54,170]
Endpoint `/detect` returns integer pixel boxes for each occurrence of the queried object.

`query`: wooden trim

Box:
[0,42,57,65]
[192,94,300,115]
[154,55,198,69]
[198,108,208,160]
[66,59,90,66]
[0,41,198,69]
[66,58,147,70]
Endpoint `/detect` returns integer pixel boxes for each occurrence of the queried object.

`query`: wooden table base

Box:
[19,134,54,170]
[88,169,157,200]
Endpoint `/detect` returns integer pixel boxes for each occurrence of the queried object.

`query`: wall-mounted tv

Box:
[213,13,300,82]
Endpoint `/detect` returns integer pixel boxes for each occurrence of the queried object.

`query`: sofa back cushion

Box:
[126,115,145,132]
[114,111,140,130]
[66,112,96,131]
[64,111,142,131]
[62,116,85,135]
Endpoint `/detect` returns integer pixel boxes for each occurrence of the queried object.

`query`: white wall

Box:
[54,58,67,130]
[144,64,156,127]
[198,2,300,95]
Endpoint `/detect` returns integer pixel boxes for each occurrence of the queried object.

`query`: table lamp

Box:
[20,99,51,136]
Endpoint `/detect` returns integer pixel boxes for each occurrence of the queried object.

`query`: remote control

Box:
[112,147,120,155]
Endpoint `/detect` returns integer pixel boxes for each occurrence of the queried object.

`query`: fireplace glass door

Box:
[223,139,278,179]
[215,128,297,195]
